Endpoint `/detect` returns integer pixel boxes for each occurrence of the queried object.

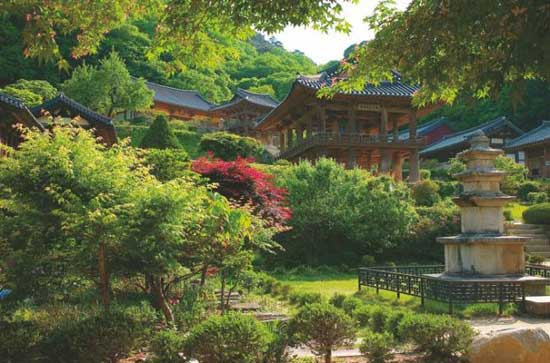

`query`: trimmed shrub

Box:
[527,191,549,204]
[517,181,540,201]
[436,180,460,198]
[341,296,363,315]
[0,320,45,362]
[420,169,432,180]
[529,254,546,264]
[523,203,550,225]
[368,306,391,333]
[398,314,474,362]
[289,291,323,306]
[329,293,347,308]
[151,330,185,363]
[290,303,356,363]
[143,148,190,181]
[503,209,513,221]
[140,115,183,149]
[199,131,264,160]
[352,305,373,327]
[384,310,411,341]
[43,306,156,363]
[359,331,395,363]
[412,179,440,206]
[184,312,271,363]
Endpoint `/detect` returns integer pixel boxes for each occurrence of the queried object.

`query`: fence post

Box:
[498,283,504,316]
[420,278,425,306]
[358,269,361,291]
[521,283,526,313]
[375,273,379,295]
[396,276,401,300]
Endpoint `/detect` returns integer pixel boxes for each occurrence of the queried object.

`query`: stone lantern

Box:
[438,131,528,276]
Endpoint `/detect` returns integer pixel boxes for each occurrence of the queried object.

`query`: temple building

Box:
[31,93,117,146]
[144,81,278,136]
[505,120,550,178]
[0,92,44,149]
[399,117,453,146]
[419,116,524,162]
[254,67,437,181]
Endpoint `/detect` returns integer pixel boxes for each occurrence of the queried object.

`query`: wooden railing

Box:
[278,132,426,159]
[358,264,550,314]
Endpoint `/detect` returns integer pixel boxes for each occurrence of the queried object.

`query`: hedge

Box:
[523,203,550,225]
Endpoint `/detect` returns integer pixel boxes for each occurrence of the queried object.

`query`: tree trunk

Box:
[324,348,332,363]
[199,265,208,287]
[220,271,226,314]
[151,275,174,324]
[98,243,110,307]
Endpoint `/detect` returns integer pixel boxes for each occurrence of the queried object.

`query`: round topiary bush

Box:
[523,203,550,225]
[517,181,540,202]
[412,179,441,206]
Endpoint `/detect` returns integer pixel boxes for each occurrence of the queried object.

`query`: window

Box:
[517,151,525,165]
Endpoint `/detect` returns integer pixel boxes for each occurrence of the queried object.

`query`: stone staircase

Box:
[505,223,550,259]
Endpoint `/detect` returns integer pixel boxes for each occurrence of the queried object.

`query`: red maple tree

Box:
[192,155,291,227]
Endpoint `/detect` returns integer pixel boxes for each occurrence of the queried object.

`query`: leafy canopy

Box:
[0,79,58,107]
[62,51,153,116]
[1,1,353,72]
[332,0,550,104]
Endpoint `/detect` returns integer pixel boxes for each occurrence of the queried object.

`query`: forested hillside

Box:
[0,16,318,103]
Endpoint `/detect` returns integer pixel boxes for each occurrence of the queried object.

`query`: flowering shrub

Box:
[192,155,291,227]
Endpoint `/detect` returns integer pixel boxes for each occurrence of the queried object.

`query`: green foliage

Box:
[412,179,441,206]
[199,131,264,160]
[384,310,411,342]
[289,291,323,307]
[352,305,372,327]
[184,312,272,363]
[140,115,183,149]
[0,79,58,106]
[151,330,186,363]
[518,181,541,201]
[398,314,474,362]
[62,51,153,116]
[368,306,392,333]
[495,155,528,195]
[420,169,431,180]
[273,159,418,265]
[527,192,549,204]
[435,180,460,199]
[361,255,377,267]
[142,148,190,181]
[290,303,356,363]
[42,306,155,363]
[503,209,513,221]
[359,331,395,363]
[341,296,363,315]
[329,293,347,309]
[523,203,550,225]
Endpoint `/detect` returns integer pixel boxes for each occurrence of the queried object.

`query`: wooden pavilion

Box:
[254,67,437,181]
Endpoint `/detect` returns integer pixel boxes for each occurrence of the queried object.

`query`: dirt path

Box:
[471,316,550,335]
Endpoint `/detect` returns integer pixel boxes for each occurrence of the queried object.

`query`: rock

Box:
[469,327,550,363]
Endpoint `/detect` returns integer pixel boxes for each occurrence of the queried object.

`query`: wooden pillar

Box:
[296,126,304,142]
[279,130,286,152]
[306,117,313,138]
[286,128,293,148]
[392,117,398,142]
[409,110,417,140]
[319,106,327,133]
[348,109,357,133]
[380,107,388,138]
[544,144,550,178]
[392,152,404,181]
[409,149,420,182]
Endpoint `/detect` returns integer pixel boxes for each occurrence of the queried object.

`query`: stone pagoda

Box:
[438,130,528,276]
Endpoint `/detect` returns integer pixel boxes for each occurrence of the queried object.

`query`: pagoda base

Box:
[438,234,529,275]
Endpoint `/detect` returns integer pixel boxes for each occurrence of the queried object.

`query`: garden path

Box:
[290,317,550,358]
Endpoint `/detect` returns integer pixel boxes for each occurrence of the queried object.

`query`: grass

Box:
[272,271,518,318]
[504,202,528,222]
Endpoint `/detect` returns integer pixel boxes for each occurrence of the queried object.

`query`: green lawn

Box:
[504,203,528,222]
[274,273,358,297]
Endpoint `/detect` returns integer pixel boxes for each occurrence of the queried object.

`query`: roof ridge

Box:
[145,80,203,96]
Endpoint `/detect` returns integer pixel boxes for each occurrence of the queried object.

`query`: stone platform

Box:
[525,296,550,316]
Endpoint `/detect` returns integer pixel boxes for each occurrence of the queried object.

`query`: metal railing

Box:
[278,132,426,159]
[358,264,550,314]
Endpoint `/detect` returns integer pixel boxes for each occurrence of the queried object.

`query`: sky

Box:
[272,0,411,65]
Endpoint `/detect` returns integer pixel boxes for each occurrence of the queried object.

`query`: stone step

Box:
[507,223,549,229]
[506,228,547,234]
[525,245,550,253]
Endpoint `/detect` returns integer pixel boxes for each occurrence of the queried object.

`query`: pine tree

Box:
[139,115,182,149]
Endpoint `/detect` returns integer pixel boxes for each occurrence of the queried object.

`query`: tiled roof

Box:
[420,116,524,156]
[296,69,420,97]
[31,93,113,126]
[0,92,27,109]
[211,88,279,111]
[1,91,45,130]
[145,81,214,111]
[506,121,550,149]
[399,117,448,140]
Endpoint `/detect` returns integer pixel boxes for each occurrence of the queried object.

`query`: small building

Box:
[0,92,44,149]
[399,117,453,146]
[144,81,215,122]
[505,121,550,178]
[419,116,524,162]
[31,93,117,146]
[211,88,279,137]
[254,67,438,181]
